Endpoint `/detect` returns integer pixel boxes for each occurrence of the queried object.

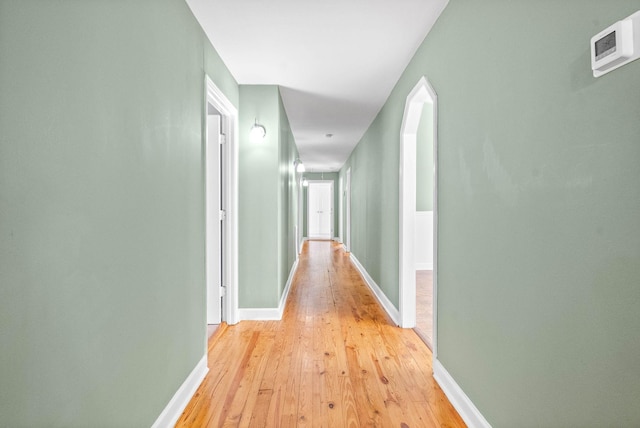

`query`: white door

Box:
[308,182,333,240]
[206,112,223,324]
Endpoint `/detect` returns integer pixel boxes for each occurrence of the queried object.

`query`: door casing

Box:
[344,168,351,252]
[205,112,223,324]
[399,76,438,356]
[205,75,239,326]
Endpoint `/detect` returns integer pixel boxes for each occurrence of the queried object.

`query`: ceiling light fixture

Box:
[302,179,309,187]
[250,119,266,142]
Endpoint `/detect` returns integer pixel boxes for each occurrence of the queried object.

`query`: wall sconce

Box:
[294,158,306,173]
[302,179,309,187]
[250,119,266,143]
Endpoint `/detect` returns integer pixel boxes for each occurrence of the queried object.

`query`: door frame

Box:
[399,76,438,355]
[338,174,343,244]
[306,180,334,240]
[297,172,304,254]
[344,168,351,252]
[205,75,239,326]
[205,113,223,325]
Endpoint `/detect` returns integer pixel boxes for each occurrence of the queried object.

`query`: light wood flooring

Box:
[176,240,464,427]
[415,270,433,349]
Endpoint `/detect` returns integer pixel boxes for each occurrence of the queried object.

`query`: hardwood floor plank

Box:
[229,333,277,427]
[176,330,250,427]
[295,348,313,426]
[176,240,465,427]
[310,359,325,428]
[247,388,272,428]
[339,375,361,427]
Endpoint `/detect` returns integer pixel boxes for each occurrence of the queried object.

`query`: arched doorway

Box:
[399,76,438,353]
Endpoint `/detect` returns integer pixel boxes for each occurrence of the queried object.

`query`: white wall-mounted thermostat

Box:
[591,10,640,77]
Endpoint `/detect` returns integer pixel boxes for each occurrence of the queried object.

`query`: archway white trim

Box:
[206,75,239,326]
[399,76,438,354]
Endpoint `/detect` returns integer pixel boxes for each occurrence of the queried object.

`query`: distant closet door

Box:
[308,182,333,240]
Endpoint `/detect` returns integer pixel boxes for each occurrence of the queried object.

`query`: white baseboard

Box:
[433,359,492,428]
[349,253,401,326]
[416,263,433,271]
[238,307,282,320]
[152,354,208,428]
[239,259,299,321]
[278,258,298,315]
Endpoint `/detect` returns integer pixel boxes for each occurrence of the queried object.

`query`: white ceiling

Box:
[185,0,448,172]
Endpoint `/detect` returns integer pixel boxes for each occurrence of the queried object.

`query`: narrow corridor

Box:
[176,240,465,427]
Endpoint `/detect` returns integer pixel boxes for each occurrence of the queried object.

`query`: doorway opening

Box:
[399,77,438,354]
[205,109,223,333]
[205,75,239,335]
[344,168,351,252]
[297,172,304,255]
[307,181,334,240]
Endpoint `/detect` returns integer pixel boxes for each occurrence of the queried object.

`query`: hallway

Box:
[176,241,464,427]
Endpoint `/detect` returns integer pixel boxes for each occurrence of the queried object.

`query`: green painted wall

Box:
[0,0,237,426]
[238,85,298,308]
[302,172,340,238]
[342,1,640,426]
[416,103,434,211]
[340,108,400,306]
[239,85,280,308]
[278,90,300,300]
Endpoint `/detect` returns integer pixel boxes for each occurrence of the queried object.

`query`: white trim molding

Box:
[433,359,492,428]
[238,307,283,321]
[239,259,299,321]
[152,355,208,428]
[415,262,434,271]
[399,76,439,362]
[205,75,239,326]
[350,253,401,326]
[344,168,352,253]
